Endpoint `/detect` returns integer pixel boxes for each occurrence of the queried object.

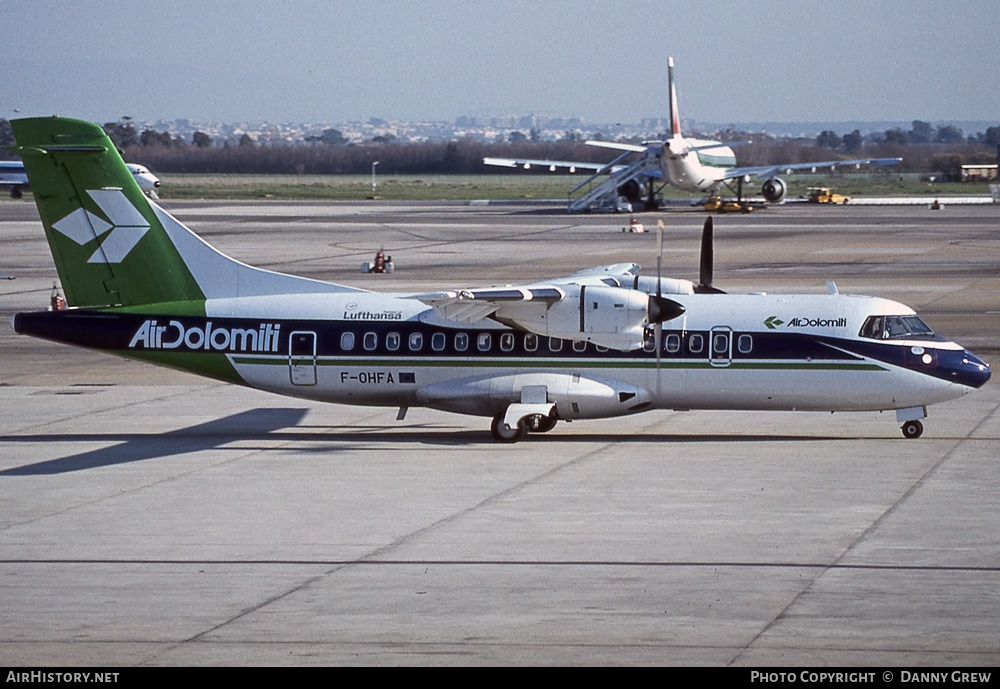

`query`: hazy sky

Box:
[3,0,998,126]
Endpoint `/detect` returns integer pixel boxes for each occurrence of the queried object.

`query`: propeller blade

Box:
[699,216,713,289]
[656,220,664,297]
[656,219,665,397]
[695,216,726,294]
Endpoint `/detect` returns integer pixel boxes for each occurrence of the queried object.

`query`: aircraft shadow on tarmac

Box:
[0,407,309,476]
[258,427,828,447]
[1,407,838,475]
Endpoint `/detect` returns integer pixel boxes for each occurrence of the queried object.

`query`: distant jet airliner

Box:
[1,159,160,198]
[484,58,901,211]
[9,117,988,442]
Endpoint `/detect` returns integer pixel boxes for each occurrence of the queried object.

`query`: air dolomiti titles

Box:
[129,320,282,352]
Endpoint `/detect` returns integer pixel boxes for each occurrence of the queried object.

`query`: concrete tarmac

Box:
[1,198,998,666]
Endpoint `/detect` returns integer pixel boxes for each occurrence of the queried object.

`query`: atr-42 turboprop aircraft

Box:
[484,58,901,211]
[10,117,989,442]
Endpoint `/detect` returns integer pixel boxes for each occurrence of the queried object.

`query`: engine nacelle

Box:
[543,284,651,350]
[496,284,682,351]
[632,275,696,296]
[761,177,787,204]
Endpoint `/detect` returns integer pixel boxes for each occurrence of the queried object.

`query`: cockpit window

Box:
[859,315,935,340]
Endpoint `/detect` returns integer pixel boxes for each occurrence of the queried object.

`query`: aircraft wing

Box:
[411,285,567,323]
[406,262,679,351]
[483,156,619,174]
[584,140,651,153]
[724,156,902,181]
[411,263,643,323]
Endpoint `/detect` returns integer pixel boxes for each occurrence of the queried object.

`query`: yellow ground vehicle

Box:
[806,187,850,204]
[703,197,755,213]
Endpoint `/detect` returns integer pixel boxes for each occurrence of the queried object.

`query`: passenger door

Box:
[289,331,317,386]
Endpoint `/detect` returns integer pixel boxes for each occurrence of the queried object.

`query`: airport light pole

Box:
[371,161,379,196]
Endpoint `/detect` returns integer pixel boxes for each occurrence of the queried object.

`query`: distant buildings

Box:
[126,116,998,149]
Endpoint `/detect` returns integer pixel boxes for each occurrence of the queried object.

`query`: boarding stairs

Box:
[567,150,657,213]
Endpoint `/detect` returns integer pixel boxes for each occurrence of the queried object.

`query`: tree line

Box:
[2,118,997,181]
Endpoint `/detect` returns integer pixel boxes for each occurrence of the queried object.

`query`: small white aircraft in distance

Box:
[10,117,989,442]
[484,57,902,211]
[0,159,160,198]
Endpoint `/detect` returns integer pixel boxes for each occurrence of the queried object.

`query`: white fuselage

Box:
[164,290,980,420]
[661,136,737,193]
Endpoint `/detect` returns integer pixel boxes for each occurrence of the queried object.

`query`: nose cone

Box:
[647,295,685,324]
[953,351,991,388]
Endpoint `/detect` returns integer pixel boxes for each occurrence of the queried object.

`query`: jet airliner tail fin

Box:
[12,117,359,309]
[668,56,681,138]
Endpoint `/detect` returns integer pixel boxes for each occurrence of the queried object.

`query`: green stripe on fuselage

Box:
[230,355,886,372]
[122,350,244,385]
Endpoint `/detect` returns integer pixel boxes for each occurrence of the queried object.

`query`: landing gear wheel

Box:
[491,415,527,443]
[901,420,923,439]
[525,414,557,434]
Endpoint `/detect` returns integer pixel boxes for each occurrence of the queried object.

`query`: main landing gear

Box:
[490,413,558,443]
[901,419,923,439]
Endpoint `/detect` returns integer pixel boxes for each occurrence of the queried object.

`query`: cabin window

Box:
[642,331,656,352]
[524,334,538,352]
[859,315,935,340]
[477,333,491,352]
[595,345,608,352]
[572,340,587,352]
[713,333,729,354]
[454,332,469,351]
[386,332,400,351]
[500,333,515,352]
[363,332,377,351]
[689,333,704,353]
[431,332,446,352]
[738,334,753,354]
[409,332,423,351]
[666,333,681,353]
[548,337,563,352]
[340,332,355,351]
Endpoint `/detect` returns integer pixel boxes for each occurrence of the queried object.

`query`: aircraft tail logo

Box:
[12,116,362,310]
[11,117,207,309]
[52,190,150,264]
[668,56,681,137]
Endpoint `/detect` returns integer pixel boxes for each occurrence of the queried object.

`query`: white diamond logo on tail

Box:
[52,207,111,246]
[85,189,150,263]
[89,226,149,263]
[50,190,151,264]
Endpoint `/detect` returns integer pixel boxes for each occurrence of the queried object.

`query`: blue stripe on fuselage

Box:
[819,337,991,389]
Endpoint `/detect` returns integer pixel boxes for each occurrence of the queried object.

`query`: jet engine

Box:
[761,177,787,204]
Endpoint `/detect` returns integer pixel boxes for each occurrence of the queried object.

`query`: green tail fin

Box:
[13,116,362,309]
[12,117,204,308]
